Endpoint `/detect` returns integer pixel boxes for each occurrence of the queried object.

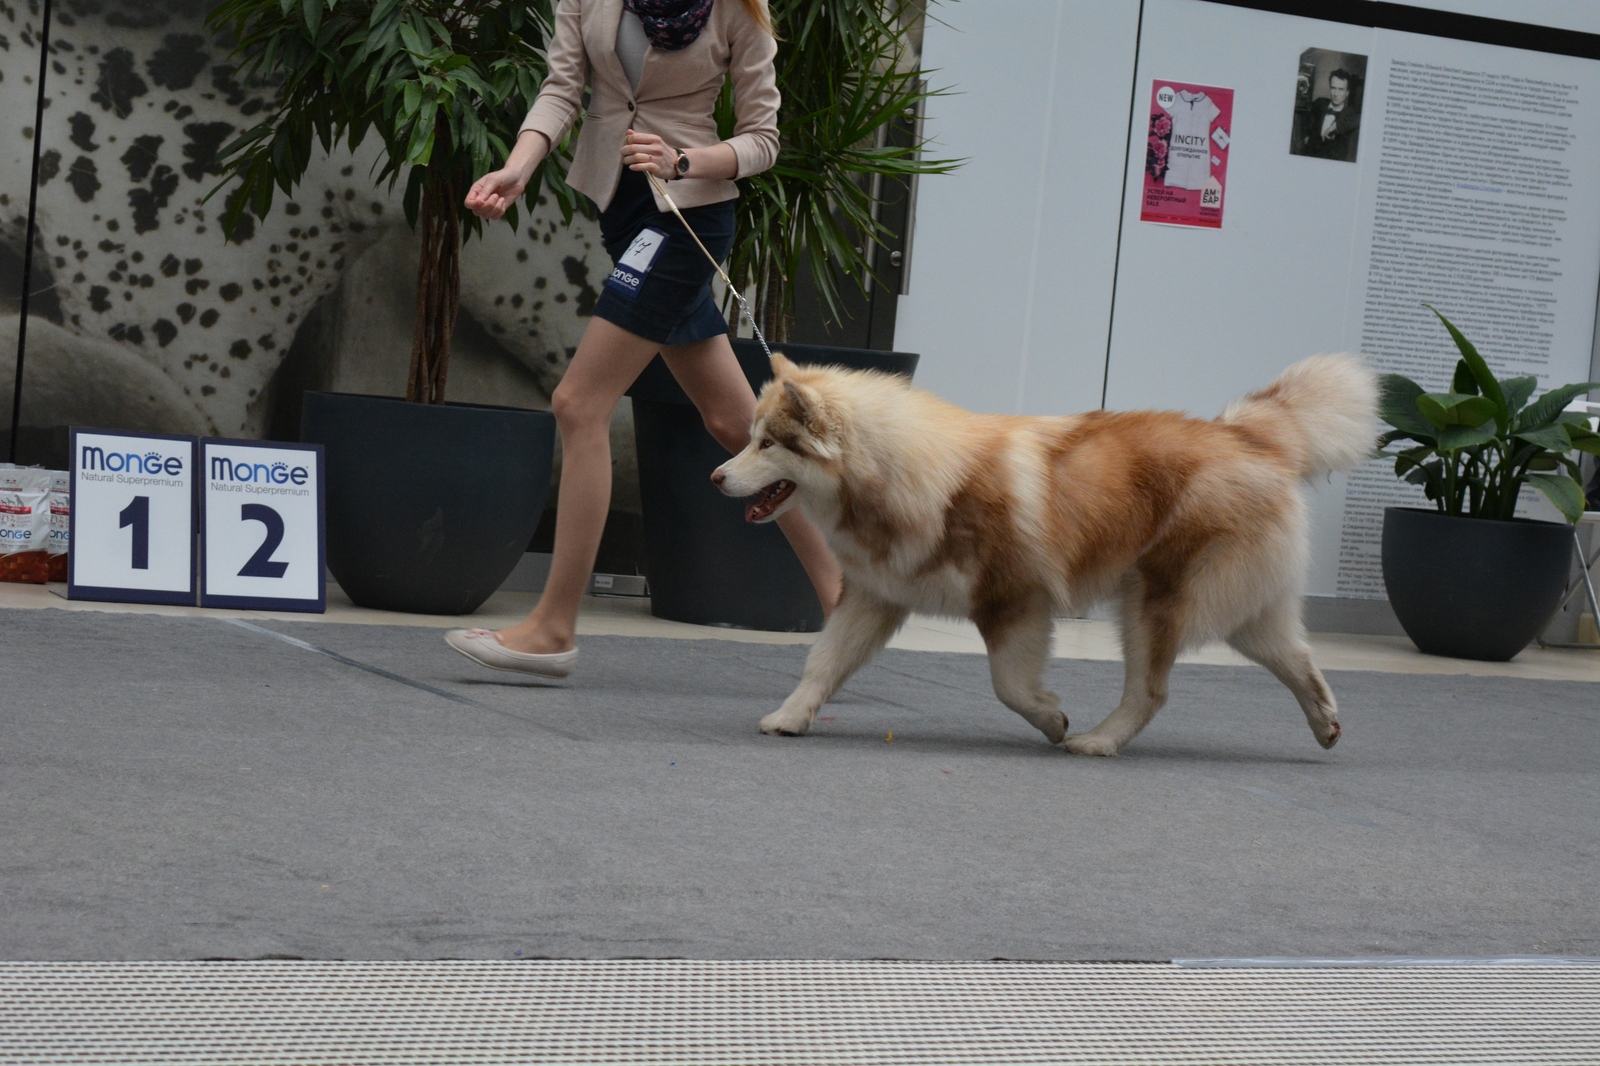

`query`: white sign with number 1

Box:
[68,429,197,605]
[200,439,325,612]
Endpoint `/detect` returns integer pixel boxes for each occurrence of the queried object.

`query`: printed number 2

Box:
[238,503,289,579]
[119,495,150,570]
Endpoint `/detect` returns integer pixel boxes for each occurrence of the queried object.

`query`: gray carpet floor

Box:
[2,607,1596,961]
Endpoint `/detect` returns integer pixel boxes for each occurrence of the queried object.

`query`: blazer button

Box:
[627,101,635,111]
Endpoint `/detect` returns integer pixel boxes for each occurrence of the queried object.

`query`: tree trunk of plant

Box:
[758,259,791,344]
[406,178,461,404]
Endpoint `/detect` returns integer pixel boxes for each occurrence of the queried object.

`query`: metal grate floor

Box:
[3,959,1598,1064]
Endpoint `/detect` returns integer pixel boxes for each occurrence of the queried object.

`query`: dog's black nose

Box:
[710,469,726,487]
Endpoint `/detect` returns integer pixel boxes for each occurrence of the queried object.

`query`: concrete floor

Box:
[2,590,1597,962]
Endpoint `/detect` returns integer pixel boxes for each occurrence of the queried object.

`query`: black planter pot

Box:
[628,340,918,632]
[300,392,555,615]
[1381,506,1573,661]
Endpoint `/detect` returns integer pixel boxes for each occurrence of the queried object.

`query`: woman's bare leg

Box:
[662,333,843,616]
[494,317,663,654]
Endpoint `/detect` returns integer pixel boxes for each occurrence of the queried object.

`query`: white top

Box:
[616,10,649,92]
[1163,91,1220,191]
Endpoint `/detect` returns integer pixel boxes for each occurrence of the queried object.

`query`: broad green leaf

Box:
[1502,375,1538,414]
[1393,446,1435,478]
[1527,473,1586,522]
[1451,359,1479,396]
[408,95,438,164]
[1436,422,1498,451]
[398,20,426,56]
[1378,374,1436,438]
[1518,382,1600,431]
[304,0,320,38]
[1424,305,1508,431]
[1417,392,1497,429]
[1513,425,1576,452]
[402,80,421,118]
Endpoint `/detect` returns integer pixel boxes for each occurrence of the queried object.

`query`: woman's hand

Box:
[623,129,678,179]
[465,167,528,221]
[466,130,551,221]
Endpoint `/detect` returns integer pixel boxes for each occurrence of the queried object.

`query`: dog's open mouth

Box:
[745,480,796,523]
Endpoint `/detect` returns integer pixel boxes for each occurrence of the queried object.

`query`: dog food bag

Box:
[47,470,69,581]
[0,466,53,583]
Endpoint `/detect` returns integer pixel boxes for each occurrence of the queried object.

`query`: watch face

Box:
[677,152,691,175]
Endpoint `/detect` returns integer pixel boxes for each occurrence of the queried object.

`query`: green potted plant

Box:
[627,0,959,631]
[206,0,566,614]
[1377,305,1600,660]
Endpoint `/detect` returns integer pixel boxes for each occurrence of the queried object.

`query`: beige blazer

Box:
[519,0,780,213]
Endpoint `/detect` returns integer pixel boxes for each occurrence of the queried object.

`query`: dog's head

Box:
[713,353,844,523]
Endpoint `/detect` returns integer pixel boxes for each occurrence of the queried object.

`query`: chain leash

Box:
[645,171,773,361]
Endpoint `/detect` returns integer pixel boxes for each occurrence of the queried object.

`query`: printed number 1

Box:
[238,503,289,579]
[119,496,150,570]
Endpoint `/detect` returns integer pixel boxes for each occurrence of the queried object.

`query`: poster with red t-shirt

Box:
[1141,80,1233,228]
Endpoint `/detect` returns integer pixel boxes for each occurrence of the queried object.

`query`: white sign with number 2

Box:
[200,440,324,610]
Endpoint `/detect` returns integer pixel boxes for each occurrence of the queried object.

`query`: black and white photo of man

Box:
[1291,48,1367,163]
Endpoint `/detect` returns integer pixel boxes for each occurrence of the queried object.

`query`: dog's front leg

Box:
[761,589,908,736]
[978,596,1068,744]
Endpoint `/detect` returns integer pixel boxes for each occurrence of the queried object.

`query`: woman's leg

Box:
[494,317,664,654]
[662,333,843,616]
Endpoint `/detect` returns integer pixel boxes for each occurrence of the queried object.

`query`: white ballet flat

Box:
[443,628,578,679]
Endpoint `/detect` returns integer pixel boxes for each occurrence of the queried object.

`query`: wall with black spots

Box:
[2,0,606,458]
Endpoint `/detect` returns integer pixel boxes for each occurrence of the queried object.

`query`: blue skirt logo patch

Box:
[605,227,669,300]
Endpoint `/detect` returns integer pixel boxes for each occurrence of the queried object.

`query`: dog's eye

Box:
[759,438,774,450]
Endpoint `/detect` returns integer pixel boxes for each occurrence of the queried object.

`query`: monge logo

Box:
[211,456,309,486]
[81,446,184,476]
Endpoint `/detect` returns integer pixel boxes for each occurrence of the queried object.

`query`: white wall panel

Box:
[895,0,1141,414]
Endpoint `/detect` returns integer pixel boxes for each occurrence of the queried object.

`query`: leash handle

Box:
[646,171,773,361]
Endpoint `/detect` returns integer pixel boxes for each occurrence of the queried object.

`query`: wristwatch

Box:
[674,147,691,180]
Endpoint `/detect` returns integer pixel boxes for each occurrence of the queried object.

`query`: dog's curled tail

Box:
[1221,354,1379,480]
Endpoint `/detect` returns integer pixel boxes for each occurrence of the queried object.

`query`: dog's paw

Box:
[1037,710,1068,745]
[1315,719,1342,750]
[760,707,814,736]
[1063,732,1120,757]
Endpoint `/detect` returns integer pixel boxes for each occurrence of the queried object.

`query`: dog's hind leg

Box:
[1065,585,1181,756]
[1227,597,1341,749]
[979,598,1067,744]
[760,589,909,736]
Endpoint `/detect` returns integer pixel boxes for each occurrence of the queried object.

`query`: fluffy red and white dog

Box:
[712,353,1378,755]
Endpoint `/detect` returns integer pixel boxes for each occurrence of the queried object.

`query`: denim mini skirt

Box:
[591,168,735,347]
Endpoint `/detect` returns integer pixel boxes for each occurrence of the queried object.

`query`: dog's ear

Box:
[783,379,824,426]
[770,351,797,377]
[781,379,841,460]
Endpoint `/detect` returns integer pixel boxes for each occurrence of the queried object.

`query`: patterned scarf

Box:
[623,0,715,51]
